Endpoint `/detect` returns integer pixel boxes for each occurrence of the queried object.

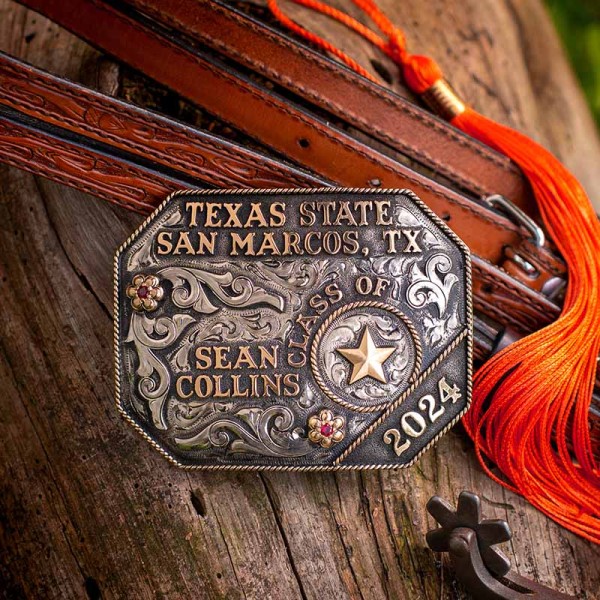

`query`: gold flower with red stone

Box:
[126,274,164,312]
[308,409,345,448]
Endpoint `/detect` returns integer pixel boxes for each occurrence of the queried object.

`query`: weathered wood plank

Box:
[0,1,598,599]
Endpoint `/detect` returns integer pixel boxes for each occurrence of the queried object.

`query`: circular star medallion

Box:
[311,301,422,412]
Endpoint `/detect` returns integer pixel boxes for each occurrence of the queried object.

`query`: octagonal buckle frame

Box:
[114,188,472,470]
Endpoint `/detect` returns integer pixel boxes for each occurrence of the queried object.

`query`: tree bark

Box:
[0,1,598,599]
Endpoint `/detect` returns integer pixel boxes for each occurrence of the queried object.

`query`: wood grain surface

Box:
[0,1,599,599]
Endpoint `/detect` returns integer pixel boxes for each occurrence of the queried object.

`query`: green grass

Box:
[546,0,600,128]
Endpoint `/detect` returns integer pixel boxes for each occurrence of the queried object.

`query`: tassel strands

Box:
[455,109,600,542]
[267,0,600,542]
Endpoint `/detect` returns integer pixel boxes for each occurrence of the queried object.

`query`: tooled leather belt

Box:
[5,0,600,434]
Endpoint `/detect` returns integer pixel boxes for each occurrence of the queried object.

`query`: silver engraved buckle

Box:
[114,188,472,470]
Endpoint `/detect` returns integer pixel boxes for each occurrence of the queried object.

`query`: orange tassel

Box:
[268,0,600,542]
[455,108,600,543]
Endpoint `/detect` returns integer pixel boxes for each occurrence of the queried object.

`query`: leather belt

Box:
[0,104,182,214]
[17,0,566,294]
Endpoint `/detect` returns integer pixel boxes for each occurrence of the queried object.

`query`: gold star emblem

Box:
[337,326,396,384]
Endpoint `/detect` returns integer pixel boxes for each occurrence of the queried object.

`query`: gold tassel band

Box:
[421,80,466,121]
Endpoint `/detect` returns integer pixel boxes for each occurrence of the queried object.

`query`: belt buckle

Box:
[114,188,472,470]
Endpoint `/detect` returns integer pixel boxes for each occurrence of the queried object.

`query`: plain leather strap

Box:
[128,0,536,215]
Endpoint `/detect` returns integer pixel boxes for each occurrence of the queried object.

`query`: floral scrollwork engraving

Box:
[126,312,195,430]
[160,266,285,314]
[406,253,457,316]
[126,265,286,430]
[406,253,459,346]
[174,406,310,457]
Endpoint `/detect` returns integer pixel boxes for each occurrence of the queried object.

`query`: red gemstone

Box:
[320,423,333,437]
[137,285,149,299]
